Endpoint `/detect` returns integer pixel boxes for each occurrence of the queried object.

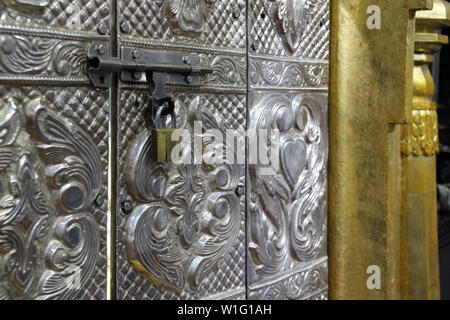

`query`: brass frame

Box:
[329,0,433,299]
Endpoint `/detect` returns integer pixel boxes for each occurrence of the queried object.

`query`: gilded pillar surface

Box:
[402,0,450,300]
[329,0,432,299]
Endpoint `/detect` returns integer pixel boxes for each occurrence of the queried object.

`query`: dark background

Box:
[436,28,450,300]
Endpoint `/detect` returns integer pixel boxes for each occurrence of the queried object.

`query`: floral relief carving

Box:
[249,58,328,88]
[0,35,87,77]
[249,94,327,276]
[0,97,102,299]
[125,97,242,292]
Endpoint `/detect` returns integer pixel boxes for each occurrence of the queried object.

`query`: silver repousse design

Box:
[248,258,328,300]
[168,0,217,35]
[270,0,314,54]
[119,0,246,49]
[125,97,242,293]
[250,0,329,58]
[201,54,246,87]
[0,35,87,77]
[249,58,328,89]
[0,96,105,300]
[248,94,327,275]
[0,0,110,32]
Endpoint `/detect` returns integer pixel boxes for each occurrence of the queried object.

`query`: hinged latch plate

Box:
[87,42,213,88]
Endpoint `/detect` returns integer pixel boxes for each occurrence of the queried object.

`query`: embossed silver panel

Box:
[116,0,248,300]
[0,1,109,300]
[247,0,329,300]
[1,0,329,300]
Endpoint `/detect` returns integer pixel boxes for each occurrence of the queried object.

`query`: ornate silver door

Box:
[0,0,110,299]
[0,0,329,300]
[246,0,328,300]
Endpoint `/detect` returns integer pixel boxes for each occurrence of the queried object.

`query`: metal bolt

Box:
[235,186,245,197]
[95,195,105,207]
[121,201,132,215]
[97,23,107,35]
[132,49,139,59]
[251,43,259,51]
[233,8,241,19]
[185,75,192,84]
[120,22,130,34]
[96,43,106,55]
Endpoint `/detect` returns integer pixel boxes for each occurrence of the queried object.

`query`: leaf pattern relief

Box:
[125,96,242,292]
[249,94,327,276]
[0,97,103,299]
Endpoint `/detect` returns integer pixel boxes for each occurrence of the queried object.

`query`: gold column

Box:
[329,0,432,299]
[402,0,450,300]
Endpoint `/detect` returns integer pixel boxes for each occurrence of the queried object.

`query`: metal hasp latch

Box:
[87,42,213,89]
[87,42,213,163]
[86,42,213,117]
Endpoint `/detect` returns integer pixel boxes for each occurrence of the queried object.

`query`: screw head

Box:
[96,44,106,55]
[235,186,245,197]
[95,194,105,207]
[132,49,139,59]
[121,201,132,215]
[120,22,130,34]
[97,23,107,35]
[185,75,192,84]
[233,8,241,19]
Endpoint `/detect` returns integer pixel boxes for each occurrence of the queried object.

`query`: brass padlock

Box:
[151,104,178,163]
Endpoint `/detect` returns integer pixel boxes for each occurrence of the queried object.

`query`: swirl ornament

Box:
[125,97,242,292]
[249,93,327,276]
[270,0,316,54]
[36,214,99,299]
[248,258,328,300]
[24,99,102,213]
[168,0,217,35]
[0,35,87,77]
[0,97,103,299]
[249,58,328,89]
[0,155,50,292]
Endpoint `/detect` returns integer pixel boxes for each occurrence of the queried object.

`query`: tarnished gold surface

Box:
[329,0,432,299]
[401,0,450,300]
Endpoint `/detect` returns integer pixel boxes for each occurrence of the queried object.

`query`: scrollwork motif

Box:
[25,98,102,213]
[125,96,242,292]
[0,96,103,299]
[248,259,328,300]
[200,54,246,86]
[0,35,87,77]
[249,58,328,88]
[249,94,327,276]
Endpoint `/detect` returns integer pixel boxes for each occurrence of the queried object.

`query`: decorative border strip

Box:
[120,84,247,95]
[248,256,328,300]
[0,33,97,84]
[120,36,246,56]
[0,24,109,41]
[0,75,90,85]
[249,56,329,91]
[202,288,246,301]
[250,53,329,65]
